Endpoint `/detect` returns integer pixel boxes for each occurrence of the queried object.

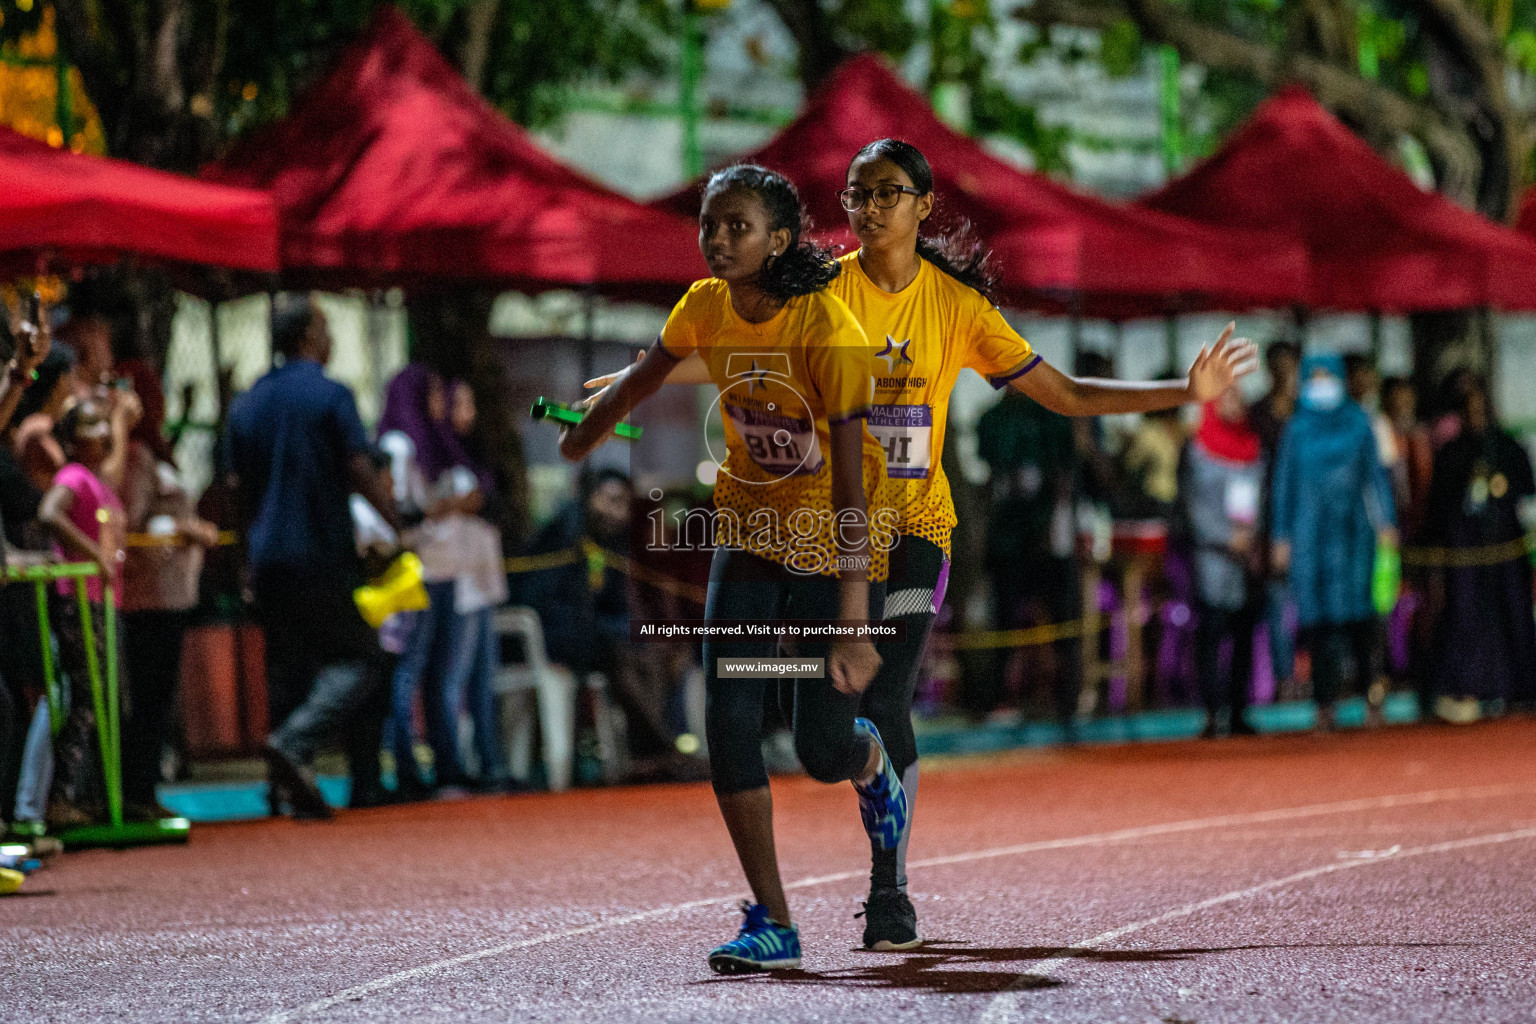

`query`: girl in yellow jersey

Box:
[832,138,1257,951]
[561,165,908,975]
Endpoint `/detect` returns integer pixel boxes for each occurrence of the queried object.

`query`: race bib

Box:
[726,403,822,476]
[1224,476,1259,525]
[868,404,933,480]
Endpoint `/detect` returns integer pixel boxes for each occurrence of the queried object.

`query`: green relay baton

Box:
[530,397,643,440]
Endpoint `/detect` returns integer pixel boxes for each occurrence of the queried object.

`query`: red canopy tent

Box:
[204,6,701,297]
[0,127,278,276]
[1140,87,1536,313]
[653,54,1308,317]
[1517,188,1536,238]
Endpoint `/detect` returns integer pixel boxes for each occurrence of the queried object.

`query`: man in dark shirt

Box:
[225,294,396,818]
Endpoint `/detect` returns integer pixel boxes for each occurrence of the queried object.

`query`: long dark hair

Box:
[702,164,840,299]
[850,138,999,303]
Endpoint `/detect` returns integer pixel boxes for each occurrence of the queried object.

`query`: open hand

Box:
[1187,322,1258,403]
[580,350,645,411]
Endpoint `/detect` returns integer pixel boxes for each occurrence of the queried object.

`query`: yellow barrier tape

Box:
[502,548,584,573]
[503,543,709,603]
[1399,535,1535,569]
[948,616,1111,651]
[586,542,710,605]
[124,530,238,548]
[126,527,1535,643]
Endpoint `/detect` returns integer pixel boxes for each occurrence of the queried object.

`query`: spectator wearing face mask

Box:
[1271,354,1397,730]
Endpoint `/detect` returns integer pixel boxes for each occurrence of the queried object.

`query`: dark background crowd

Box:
[1,290,1532,831]
[970,339,1535,736]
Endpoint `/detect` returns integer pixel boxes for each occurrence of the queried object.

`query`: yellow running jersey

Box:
[830,251,1039,555]
[660,278,891,579]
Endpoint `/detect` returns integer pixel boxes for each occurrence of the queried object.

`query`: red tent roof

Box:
[204,6,701,296]
[1518,188,1536,238]
[1140,87,1536,312]
[0,127,278,275]
[653,54,1308,316]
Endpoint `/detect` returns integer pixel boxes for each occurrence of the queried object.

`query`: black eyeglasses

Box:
[838,184,925,212]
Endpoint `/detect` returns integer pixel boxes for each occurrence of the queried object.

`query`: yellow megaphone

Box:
[354,551,431,628]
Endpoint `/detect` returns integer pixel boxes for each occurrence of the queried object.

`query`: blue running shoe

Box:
[852,717,909,850]
[708,902,801,974]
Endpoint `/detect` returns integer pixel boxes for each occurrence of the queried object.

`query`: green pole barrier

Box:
[73,573,121,829]
[1158,45,1183,175]
[33,579,61,736]
[103,584,122,829]
[4,562,186,847]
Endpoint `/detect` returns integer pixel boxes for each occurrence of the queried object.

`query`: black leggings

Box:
[859,535,946,892]
[1300,619,1376,707]
[861,536,946,780]
[1195,601,1259,716]
[703,547,885,797]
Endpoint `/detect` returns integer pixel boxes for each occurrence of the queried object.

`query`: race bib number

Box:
[727,403,822,476]
[868,404,933,480]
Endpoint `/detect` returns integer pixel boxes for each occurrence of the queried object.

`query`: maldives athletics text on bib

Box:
[868,404,933,480]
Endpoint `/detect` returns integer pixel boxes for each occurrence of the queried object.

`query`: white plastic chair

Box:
[493,606,576,791]
[492,606,628,790]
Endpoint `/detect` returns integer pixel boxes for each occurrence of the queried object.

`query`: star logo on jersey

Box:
[877,335,914,376]
[743,360,773,396]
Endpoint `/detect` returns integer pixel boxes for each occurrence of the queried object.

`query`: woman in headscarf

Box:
[1178,385,1263,737]
[377,364,507,797]
[1271,353,1397,730]
[1423,378,1535,711]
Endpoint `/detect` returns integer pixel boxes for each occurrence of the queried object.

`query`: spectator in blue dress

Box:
[1270,353,1396,730]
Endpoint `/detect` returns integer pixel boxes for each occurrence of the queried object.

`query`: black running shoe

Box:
[858,886,922,951]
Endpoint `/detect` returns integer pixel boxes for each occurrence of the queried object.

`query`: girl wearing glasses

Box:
[830,138,1257,951]
[562,164,908,974]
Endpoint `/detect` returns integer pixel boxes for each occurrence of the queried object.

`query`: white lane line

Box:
[255,782,1536,1023]
[976,824,1536,1024]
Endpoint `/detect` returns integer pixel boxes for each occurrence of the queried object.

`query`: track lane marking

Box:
[255,781,1536,1023]
[976,824,1536,1023]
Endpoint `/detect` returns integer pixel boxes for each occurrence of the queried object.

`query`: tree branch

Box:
[52,0,127,149]
[763,0,852,90]
[1012,0,1481,202]
[456,0,500,94]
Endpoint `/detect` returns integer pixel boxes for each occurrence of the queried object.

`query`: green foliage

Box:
[480,0,673,126]
[0,0,45,42]
[13,0,671,144]
[825,0,920,62]
[1508,27,1536,76]
[970,77,1072,174]
[1099,19,1142,78]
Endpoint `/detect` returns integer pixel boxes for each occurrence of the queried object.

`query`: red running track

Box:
[8,719,1536,1023]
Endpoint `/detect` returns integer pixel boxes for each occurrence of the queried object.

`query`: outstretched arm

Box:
[560,339,681,462]
[584,350,712,395]
[1012,323,1257,417]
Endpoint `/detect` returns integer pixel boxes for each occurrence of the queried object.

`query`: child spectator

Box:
[38,393,140,826]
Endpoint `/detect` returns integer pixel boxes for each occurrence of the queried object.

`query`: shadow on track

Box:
[693,942,1478,994]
